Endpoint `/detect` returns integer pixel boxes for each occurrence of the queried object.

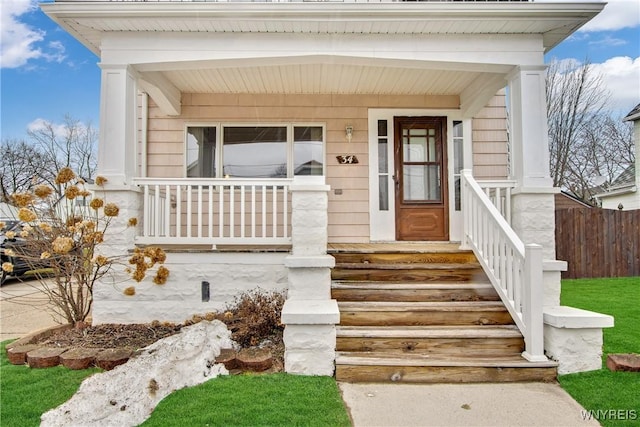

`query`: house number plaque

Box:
[336,155,359,164]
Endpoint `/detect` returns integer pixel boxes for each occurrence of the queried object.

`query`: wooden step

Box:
[335,353,558,383]
[331,251,478,265]
[332,264,486,282]
[336,325,524,356]
[338,301,514,326]
[331,282,499,302]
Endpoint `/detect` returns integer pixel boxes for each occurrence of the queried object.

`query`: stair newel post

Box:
[281,175,340,375]
[460,169,472,250]
[522,244,546,362]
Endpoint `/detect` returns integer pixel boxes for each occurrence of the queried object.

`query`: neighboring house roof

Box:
[610,165,635,188]
[623,103,640,122]
[594,165,637,199]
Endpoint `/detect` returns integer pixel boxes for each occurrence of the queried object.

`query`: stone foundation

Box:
[93,251,287,324]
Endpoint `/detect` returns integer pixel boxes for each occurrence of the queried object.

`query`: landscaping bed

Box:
[6,314,284,373]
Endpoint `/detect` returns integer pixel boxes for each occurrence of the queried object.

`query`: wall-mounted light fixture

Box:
[345,125,354,143]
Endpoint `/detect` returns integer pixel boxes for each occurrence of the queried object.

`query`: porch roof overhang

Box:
[42,1,604,117]
[43,2,605,56]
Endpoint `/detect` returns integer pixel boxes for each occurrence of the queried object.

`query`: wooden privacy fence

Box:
[555,208,640,279]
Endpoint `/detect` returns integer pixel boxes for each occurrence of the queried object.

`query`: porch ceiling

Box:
[43,2,605,56]
[160,63,486,96]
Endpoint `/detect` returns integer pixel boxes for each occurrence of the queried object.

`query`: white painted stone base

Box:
[93,252,287,324]
[543,306,614,375]
[284,324,337,376]
[282,299,340,376]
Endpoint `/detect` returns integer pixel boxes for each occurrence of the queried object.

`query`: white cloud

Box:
[27,118,68,138]
[0,0,43,68]
[591,56,640,114]
[539,0,639,32]
[0,0,67,69]
[581,0,640,32]
[550,56,640,115]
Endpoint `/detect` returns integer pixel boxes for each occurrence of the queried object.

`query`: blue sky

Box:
[1,0,639,141]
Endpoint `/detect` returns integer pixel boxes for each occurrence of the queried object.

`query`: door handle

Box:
[392,173,400,189]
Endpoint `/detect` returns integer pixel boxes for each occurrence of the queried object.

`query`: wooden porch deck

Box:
[328,242,464,253]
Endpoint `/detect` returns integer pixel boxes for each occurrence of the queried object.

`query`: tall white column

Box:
[508,66,553,189]
[98,64,138,186]
[507,66,558,262]
[93,65,143,322]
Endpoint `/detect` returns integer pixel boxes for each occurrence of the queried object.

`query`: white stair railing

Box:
[461,169,546,362]
[477,179,517,224]
[133,178,292,246]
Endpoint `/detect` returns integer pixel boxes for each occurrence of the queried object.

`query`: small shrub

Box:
[221,289,285,347]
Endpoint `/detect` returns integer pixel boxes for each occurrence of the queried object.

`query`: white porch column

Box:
[98,64,138,186]
[507,66,561,304]
[281,176,339,376]
[92,64,143,322]
[507,66,614,374]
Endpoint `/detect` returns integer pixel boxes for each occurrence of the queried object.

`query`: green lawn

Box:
[558,277,640,427]
[142,373,351,427]
[0,340,351,427]
[0,341,100,427]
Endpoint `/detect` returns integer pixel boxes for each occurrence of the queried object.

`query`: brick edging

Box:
[5,324,73,350]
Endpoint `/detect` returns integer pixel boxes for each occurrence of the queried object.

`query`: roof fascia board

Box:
[41,2,606,20]
[595,185,637,198]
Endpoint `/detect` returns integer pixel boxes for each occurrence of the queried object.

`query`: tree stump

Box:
[215,348,238,370]
[607,354,640,372]
[237,348,273,372]
[60,348,100,370]
[95,349,132,370]
[27,347,68,368]
[6,344,40,365]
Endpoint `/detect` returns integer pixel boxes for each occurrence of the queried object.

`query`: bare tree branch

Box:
[546,58,634,204]
[0,139,49,203]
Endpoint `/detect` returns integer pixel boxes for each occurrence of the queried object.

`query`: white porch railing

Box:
[133,178,292,245]
[477,179,516,224]
[461,170,546,362]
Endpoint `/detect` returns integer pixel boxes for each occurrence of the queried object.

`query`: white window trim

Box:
[184,122,326,179]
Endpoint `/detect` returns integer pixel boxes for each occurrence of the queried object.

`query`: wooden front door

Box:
[394,117,448,241]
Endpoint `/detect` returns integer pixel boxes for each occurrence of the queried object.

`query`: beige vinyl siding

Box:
[471,91,509,179]
[136,92,146,177]
[146,93,459,243]
[144,92,508,242]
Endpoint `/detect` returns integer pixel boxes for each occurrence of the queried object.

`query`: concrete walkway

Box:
[339,382,600,427]
[1,279,599,427]
[0,277,61,341]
